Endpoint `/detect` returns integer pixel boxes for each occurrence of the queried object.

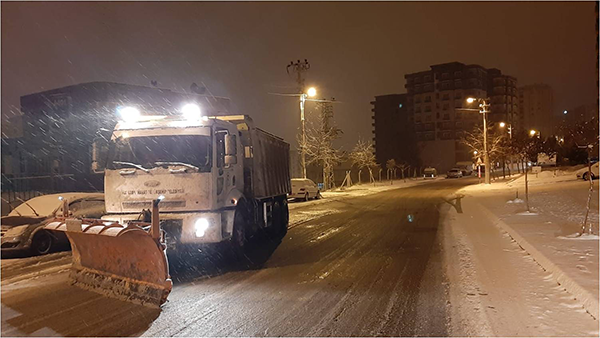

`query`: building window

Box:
[424,106,432,113]
[443,94,450,101]
[415,85,422,92]
[415,77,422,84]
[415,114,422,123]
[443,103,449,110]
[415,106,421,113]
[424,83,433,91]
[425,114,432,121]
[414,96,421,103]
[455,92,462,99]
[424,96,431,103]
[456,112,462,120]
[455,80,462,88]
[443,113,450,120]
[436,112,440,119]
[441,82,450,89]
[424,75,432,82]
[442,72,449,79]
[454,71,462,77]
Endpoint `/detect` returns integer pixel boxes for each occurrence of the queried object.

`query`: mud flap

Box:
[45,220,172,308]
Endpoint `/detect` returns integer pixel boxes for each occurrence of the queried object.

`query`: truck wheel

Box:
[267,201,283,238]
[31,230,53,256]
[231,209,248,259]
[583,172,590,181]
[304,193,309,202]
[280,199,289,237]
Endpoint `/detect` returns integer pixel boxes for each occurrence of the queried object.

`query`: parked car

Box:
[289,178,321,201]
[423,167,437,178]
[447,168,463,178]
[1,193,105,256]
[575,163,599,181]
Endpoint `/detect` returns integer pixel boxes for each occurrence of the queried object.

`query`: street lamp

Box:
[529,129,538,137]
[466,97,491,184]
[299,87,317,178]
[499,121,512,138]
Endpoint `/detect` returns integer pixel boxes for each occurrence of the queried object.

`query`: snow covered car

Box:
[575,162,599,181]
[289,178,321,201]
[446,168,463,178]
[1,193,105,256]
[423,167,437,178]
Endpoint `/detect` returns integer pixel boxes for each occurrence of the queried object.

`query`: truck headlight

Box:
[194,218,210,237]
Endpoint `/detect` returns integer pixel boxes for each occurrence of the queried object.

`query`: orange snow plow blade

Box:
[45,199,172,308]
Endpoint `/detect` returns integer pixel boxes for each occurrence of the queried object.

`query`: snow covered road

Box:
[1,177,597,336]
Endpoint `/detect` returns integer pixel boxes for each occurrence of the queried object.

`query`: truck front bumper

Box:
[102,210,235,245]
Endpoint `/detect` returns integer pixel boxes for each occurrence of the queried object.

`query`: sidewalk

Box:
[456,175,599,319]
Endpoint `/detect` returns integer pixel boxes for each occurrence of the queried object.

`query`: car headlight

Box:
[194,218,210,237]
[4,225,29,239]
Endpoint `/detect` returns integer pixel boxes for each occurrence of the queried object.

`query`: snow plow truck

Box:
[46,104,291,307]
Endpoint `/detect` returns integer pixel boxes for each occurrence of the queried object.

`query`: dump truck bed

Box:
[212,115,291,199]
[250,127,291,199]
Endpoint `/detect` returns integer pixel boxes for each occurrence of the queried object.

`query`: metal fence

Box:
[1,173,103,215]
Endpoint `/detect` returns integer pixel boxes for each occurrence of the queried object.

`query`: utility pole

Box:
[482,99,491,184]
[287,59,311,178]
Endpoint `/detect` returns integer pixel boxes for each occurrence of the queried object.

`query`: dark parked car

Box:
[1,193,105,256]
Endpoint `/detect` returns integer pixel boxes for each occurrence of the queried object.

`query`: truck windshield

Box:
[108,135,211,172]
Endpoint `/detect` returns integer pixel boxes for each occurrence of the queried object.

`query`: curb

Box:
[478,204,599,319]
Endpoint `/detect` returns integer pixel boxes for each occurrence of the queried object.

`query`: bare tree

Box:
[298,104,343,191]
[386,159,396,182]
[396,162,410,182]
[462,125,508,179]
[350,139,377,184]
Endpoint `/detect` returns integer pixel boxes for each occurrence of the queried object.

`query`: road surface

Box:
[2,178,597,336]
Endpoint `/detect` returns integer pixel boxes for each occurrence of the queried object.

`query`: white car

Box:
[289,178,321,201]
[447,168,463,178]
[575,163,599,181]
[1,193,105,256]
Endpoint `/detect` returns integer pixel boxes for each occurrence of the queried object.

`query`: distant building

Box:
[518,84,555,136]
[1,82,231,190]
[402,62,518,173]
[370,94,419,168]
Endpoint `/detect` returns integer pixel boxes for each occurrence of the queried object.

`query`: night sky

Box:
[2,1,597,150]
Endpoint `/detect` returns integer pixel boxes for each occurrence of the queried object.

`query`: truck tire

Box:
[280,199,289,237]
[230,208,248,260]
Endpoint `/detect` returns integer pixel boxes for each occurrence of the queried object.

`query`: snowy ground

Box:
[442,199,599,336]
[452,167,600,328]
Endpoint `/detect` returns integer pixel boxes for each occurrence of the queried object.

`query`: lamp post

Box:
[467,97,491,184]
[299,87,317,178]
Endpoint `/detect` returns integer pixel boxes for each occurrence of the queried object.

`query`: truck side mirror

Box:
[225,134,237,156]
[91,138,109,173]
[224,134,237,165]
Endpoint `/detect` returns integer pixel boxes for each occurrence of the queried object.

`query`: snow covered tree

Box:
[350,139,377,184]
[386,159,396,181]
[298,102,343,191]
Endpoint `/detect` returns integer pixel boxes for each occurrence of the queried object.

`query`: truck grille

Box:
[122,201,186,209]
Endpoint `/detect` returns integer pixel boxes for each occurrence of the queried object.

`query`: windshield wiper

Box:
[16,197,39,217]
[155,162,199,171]
[113,161,150,173]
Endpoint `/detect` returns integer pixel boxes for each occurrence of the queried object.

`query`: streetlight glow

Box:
[530,129,537,136]
[473,150,478,155]
[466,97,476,103]
[307,87,317,97]
[499,122,506,128]
[563,110,568,115]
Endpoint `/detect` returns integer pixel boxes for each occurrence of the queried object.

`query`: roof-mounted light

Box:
[117,106,141,123]
[181,103,202,120]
